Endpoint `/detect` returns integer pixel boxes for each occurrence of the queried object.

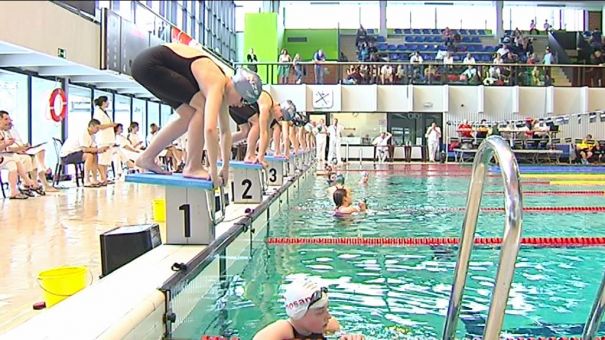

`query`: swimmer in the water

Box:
[327,174,345,196]
[333,187,366,215]
[359,171,369,185]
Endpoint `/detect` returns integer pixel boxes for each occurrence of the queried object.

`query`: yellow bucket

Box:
[38,266,88,307]
[152,199,166,222]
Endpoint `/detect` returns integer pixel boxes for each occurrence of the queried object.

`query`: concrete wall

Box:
[0,1,100,68]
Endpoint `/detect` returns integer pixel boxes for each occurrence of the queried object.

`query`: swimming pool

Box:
[172,165,605,339]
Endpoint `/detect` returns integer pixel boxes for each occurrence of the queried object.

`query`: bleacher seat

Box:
[422,29,431,35]
[403,29,412,35]
[412,29,421,34]
[367,29,375,34]
[377,43,388,51]
[394,29,403,35]
[478,29,486,35]
[460,29,468,35]
[376,36,386,42]
[431,28,440,35]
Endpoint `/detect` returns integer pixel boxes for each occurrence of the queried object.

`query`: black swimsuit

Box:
[290,323,326,340]
[131,45,224,109]
[229,90,276,126]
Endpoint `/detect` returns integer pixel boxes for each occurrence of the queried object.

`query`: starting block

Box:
[266,155,287,186]
[125,173,226,245]
[229,161,265,204]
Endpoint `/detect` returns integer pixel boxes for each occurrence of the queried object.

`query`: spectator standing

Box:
[313,49,326,84]
[277,49,291,84]
[246,48,258,73]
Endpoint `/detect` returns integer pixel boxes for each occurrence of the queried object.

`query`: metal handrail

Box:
[582,270,605,340]
[442,135,524,339]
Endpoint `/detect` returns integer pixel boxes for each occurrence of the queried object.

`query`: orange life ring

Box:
[49,88,67,123]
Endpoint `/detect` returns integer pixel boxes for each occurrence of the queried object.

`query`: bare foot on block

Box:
[135,157,171,175]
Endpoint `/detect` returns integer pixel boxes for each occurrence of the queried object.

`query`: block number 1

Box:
[241,179,253,199]
[269,168,277,182]
[179,204,191,238]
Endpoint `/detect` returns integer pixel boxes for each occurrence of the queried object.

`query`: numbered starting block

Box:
[125,173,226,245]
[294,151,305,170]
[287,153,297,175]
[229,161,265,204]
[265,155,287,186]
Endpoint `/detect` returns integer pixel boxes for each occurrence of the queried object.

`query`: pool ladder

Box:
[583,271,605,339]
[442,136,524,340]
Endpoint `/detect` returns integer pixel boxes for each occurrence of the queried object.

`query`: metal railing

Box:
[234,61,605,88]
[583,270,605,340]
[442,135,524,339]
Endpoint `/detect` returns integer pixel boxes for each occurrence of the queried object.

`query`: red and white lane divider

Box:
[267,236,605,247]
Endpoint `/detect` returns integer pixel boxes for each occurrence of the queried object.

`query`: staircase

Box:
[531,36,572,86]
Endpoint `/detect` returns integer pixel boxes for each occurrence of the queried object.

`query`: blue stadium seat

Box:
[471,37,481,43]
[460,29,468,35]
[453,55,461,62]
[376,36,386,42]
[390,54,399,61]
[468,29,478,35]
[405,36,414,42]
[427,44,438,51]
[408,44,418,51]
[467,45,476,52]
[367,29,375,34]
[505,30,512,36]
[377,43,388,51]
[431,28,440,35]
[478,29,486,35]
[422,29,431,35]
[400,53,410,61]
[397,44,406,51]
[388,44,397,51]
[412,29,421,34]
[394,29,403,35]
[403,29,412,35]
[462,36,471,43]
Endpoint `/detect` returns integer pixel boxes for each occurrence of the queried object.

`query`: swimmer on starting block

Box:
[131,43,262,185]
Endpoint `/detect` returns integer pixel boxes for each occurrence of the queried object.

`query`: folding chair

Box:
[51,138,85,187]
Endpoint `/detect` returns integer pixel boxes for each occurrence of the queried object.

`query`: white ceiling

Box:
[0,40,157,100]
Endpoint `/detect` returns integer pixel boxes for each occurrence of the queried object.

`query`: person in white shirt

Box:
[372,131,392,163]
[425,122,442,162]
[313,119,328,163]
[92,96,117,185]
[60,119,107,187]
[443,52,454,65]
[410,51,423,64]
[113,123,141,176]
[327,118,343,164]
[126,122,144,152]
[463,53,476,65]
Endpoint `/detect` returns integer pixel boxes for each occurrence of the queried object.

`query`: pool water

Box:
[173,167,605,339]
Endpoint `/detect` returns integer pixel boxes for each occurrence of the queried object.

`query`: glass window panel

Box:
[151,0,160,13]
[436,5,494,30]
[160,104,172,127]
[67,85,92,146]
[147,102,160,145]
[0,70,29,143]
[330,113,387,141]
[563,8,585,31]
[135,2,157,32]
[31,77,62,169]
[410,5,435,29]
[176,3,184,28]
[132,98,147,139]
[284,2,360,29]
[386,4,412,29]
[114,94,131,129]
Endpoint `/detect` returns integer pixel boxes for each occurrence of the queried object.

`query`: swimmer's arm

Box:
[257,99,272,163]
[252,320,292,340]
[325,317,341,334]
[218,101,232,180]
[204,84,225,184]
[281,121,290,158]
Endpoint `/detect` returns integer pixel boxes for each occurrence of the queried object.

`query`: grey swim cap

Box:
[280,100,297,121]
[231,68,262,104]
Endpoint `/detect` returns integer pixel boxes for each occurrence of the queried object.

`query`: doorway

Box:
[387,112,442,146]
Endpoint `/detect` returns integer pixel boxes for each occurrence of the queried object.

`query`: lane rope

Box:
[267,236,605,247]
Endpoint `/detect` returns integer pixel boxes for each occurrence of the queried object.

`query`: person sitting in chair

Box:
[577,134,599,164]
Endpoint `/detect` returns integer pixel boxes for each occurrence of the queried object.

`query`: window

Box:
[147,102,160,144]
[0,70,29,143]
[114,94,131,129]
[283,2,363,29]
[330,113,387,141]
[160,104,172,126]
[132,98,147,139]
[67,85,92,145]
[31,78,63,169]
[436,4,494,30]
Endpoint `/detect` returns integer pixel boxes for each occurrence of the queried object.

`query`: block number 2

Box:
[241,179,253,199]
[179,204,191,238]
[269,168,277,182]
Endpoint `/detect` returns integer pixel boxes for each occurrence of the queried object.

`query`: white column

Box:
[495,0,504,38]
[379,0,387,37]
